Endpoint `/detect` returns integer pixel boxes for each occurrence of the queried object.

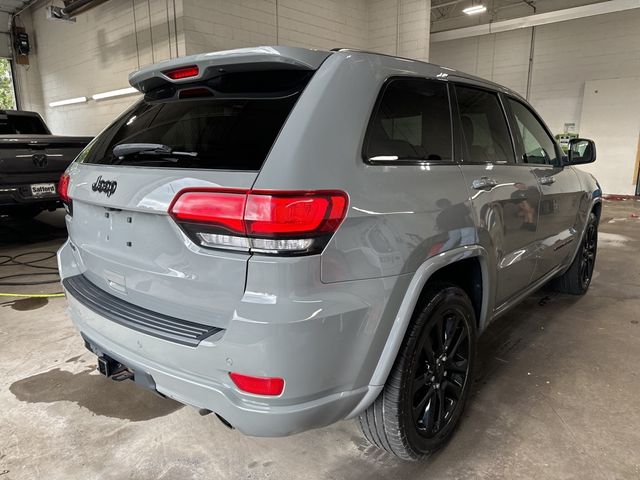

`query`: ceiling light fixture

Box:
[48,96,87,107]
[463,4,487,14]
[92,87,139,100]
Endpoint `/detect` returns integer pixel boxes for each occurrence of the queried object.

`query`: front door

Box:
[504,97,583,279]
[454,85,540,306]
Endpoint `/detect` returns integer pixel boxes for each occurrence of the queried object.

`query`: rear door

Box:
[65,68,313,329]
[504,96,582,279]
[454,84,541,306]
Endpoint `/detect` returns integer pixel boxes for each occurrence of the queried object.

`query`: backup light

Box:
[164,65,199,80]
[463,4,486,14]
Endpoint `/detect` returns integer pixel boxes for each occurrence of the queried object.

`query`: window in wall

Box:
[0,58,17,110]
[508,98,558,165]
[364,78,452,162]
[455,85,514,164]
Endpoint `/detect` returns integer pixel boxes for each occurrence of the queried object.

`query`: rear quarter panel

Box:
[253,52,476,283]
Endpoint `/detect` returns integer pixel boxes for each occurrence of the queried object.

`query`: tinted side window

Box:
[364,78,452,162]
[455,86,514,164]
[508,98,558,165]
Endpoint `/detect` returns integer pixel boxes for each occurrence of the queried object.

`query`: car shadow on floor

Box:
[9,363,183,422]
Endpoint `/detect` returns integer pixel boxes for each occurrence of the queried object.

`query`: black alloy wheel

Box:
[412,307,470,437]
[579,220,597,289]
[358,283,477,460]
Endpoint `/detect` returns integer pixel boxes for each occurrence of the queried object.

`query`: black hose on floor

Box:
[0,251,64,294]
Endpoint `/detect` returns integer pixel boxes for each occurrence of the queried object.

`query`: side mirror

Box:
[564,138,596,165]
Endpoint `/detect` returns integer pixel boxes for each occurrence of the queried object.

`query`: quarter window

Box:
[455,86,514,164]
[507,98,558,165]
[364,78,452,162]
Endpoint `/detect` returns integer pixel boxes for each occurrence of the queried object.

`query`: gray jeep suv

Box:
[57,46,600,460]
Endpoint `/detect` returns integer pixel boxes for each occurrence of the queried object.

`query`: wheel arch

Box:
[591,199,602,221]
[346,245,491,419]
[563,197,602,273]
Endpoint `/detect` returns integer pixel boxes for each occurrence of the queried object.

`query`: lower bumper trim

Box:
[64,274,223,347]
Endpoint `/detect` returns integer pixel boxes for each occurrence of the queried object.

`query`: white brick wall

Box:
[368,0,430,60]
[183,0,368,54]
[15,0,186,135]
[13,9,45,117]
[15,0,432,135]
[430,28,531,96]
[529,10,640,134]
[430,9,640,135]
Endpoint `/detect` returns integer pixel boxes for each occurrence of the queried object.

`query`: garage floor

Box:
[1,199,639,480]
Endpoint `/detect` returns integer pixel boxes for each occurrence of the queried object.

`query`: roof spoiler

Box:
[128,46,332,93]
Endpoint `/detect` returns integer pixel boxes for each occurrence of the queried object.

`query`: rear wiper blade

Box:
[113,143,198,158]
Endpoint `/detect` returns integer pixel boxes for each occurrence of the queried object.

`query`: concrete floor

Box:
[1,200,639,480]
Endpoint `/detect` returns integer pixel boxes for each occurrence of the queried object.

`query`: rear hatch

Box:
[65,47,330,329]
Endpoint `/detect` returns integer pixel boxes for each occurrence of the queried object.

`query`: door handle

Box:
[538,176,555,186]
[472,176,498,190]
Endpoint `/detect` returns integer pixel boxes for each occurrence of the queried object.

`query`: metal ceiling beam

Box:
[431,0,640,42]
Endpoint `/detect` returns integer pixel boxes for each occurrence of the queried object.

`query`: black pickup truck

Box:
[0,110,92,219]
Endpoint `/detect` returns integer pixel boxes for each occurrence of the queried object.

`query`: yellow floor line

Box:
[0,293,65,298]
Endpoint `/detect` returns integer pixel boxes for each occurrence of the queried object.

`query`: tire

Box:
[551,212,598,295]
[8,206,43,220]
[358,282,477,461]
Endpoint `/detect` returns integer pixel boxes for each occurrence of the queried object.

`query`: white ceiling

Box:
[0,0,32,15]
[431,0,611,22]
[430,0,614,31]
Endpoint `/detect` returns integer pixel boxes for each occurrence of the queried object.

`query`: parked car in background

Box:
[0,110,91,219]
[57,47,601,461]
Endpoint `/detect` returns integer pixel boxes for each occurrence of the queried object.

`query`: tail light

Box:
[168,189,348,255]
[229,372,284,396]
[58,173,72,215]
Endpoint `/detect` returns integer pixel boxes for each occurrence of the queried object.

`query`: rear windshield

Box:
[77,70,311,170]
[0,113,49,134]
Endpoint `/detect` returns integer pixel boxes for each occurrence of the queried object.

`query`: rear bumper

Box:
[57,239,395,436]
[68,295,371,436]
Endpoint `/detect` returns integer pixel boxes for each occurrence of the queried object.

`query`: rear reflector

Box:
[229,372,284,396]
[169,189,348,255]
[163,65,199,80]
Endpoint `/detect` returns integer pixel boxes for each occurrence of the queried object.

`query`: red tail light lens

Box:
[229,372,284,396]
[169,190,247,234]
[58,173,71,204]
[245,192,347,236]
[168,189,348,255]
[163,65,199,80]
